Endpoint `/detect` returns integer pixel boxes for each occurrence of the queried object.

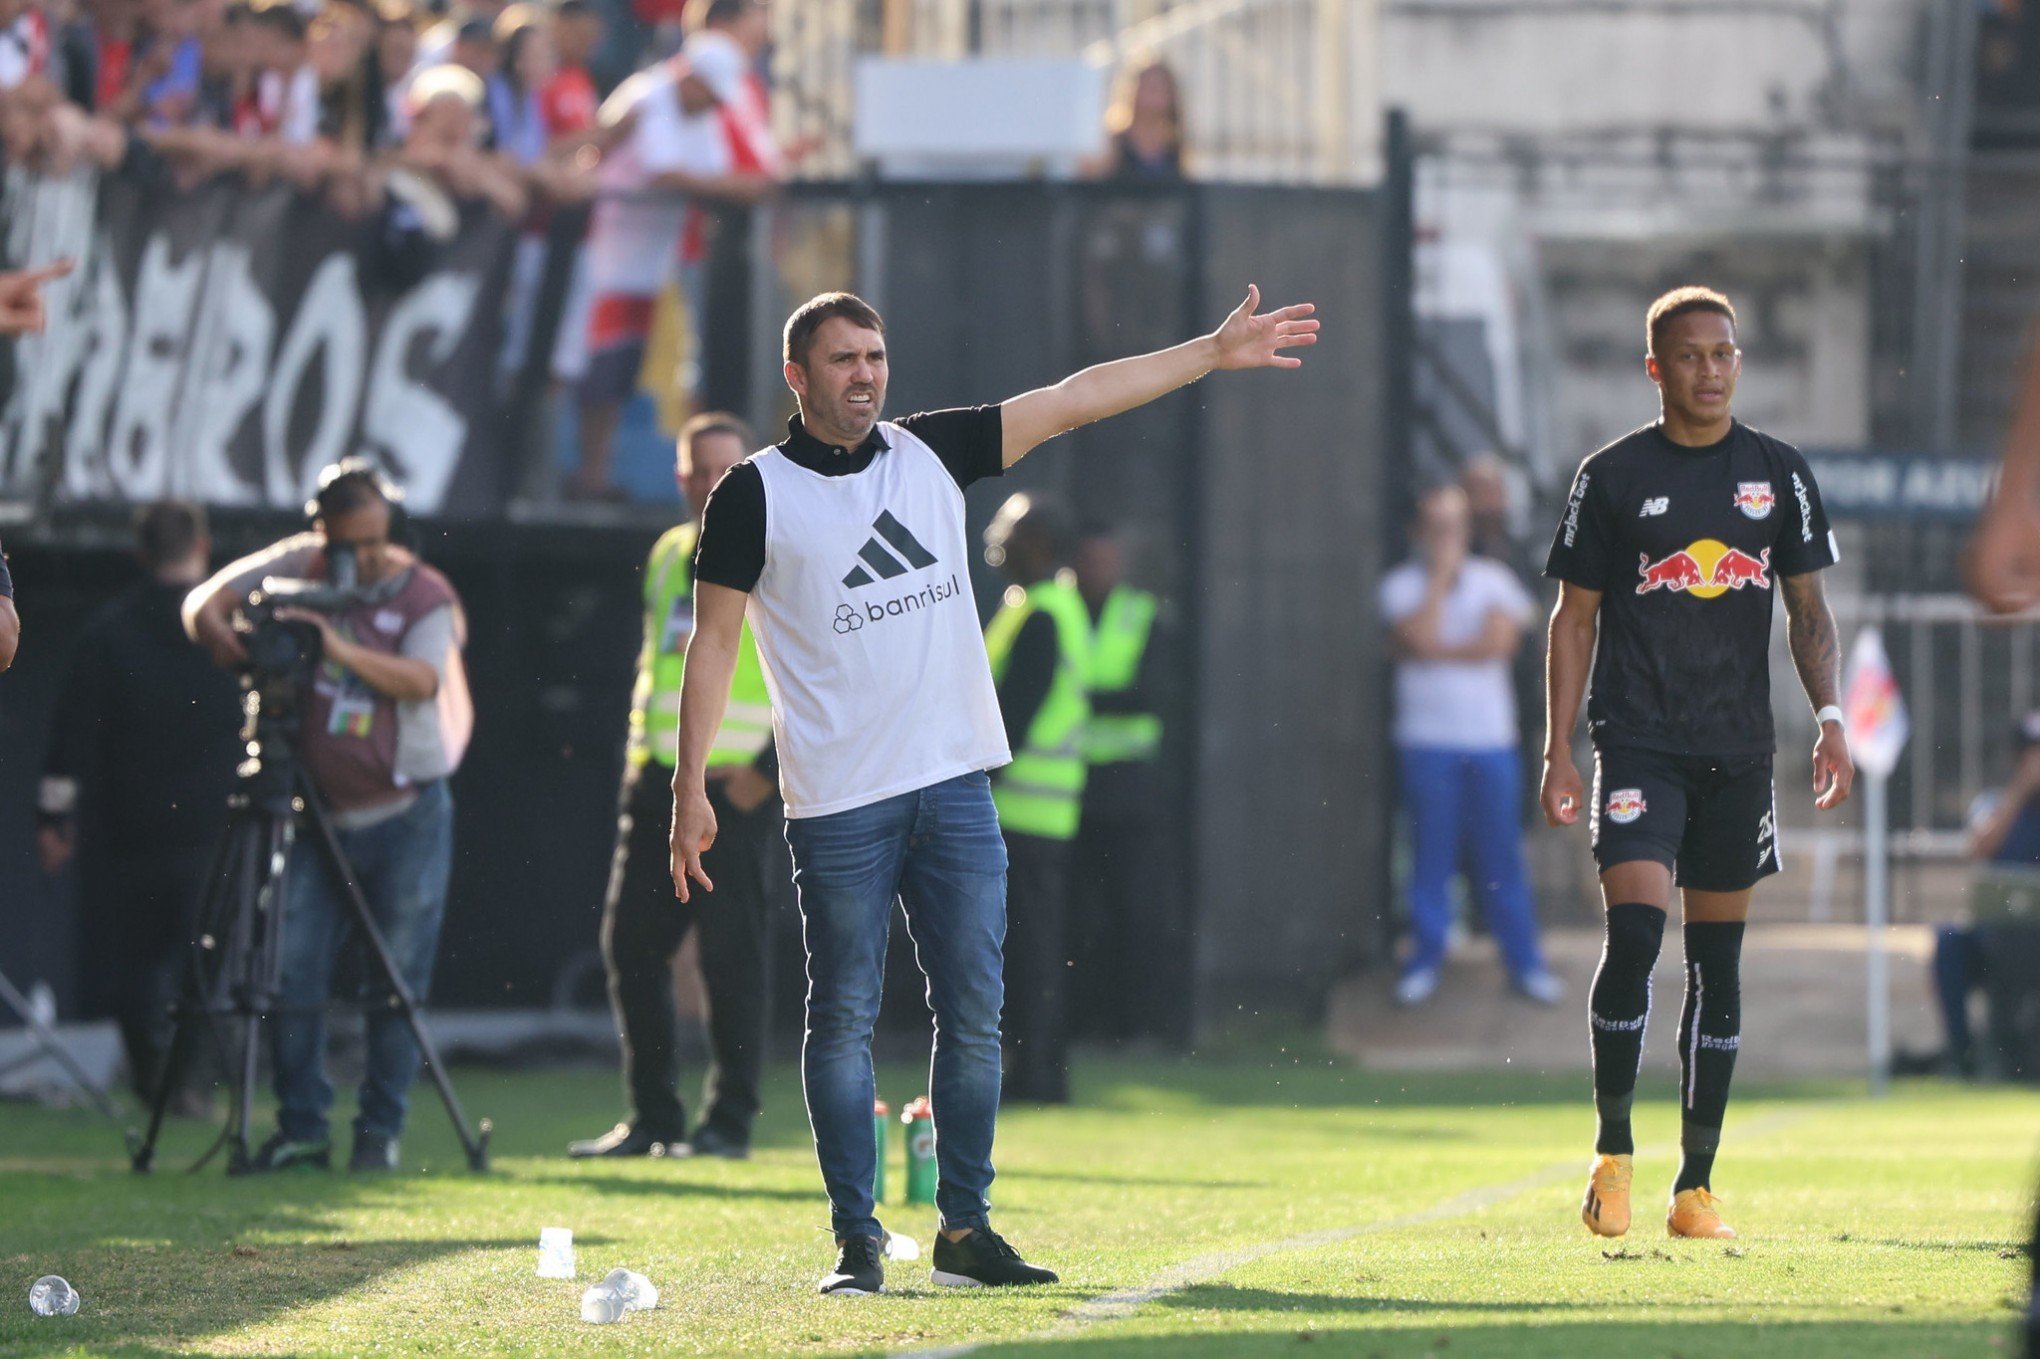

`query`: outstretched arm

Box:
[1780,569,1854,810]
[999,284,1317,468]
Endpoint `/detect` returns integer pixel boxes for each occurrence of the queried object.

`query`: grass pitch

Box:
[0,1044,2032,1358]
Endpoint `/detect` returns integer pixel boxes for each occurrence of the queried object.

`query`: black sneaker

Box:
[688,1125,751,1160]
[246,1132,331,1173]
[349,1132,399,1172]
[818,1234,884,1296]
[567,1122,686,1158]
[930,1226,1059,1288]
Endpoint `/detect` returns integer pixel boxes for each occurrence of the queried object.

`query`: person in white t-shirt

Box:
[1380,484,1563,1008]
[569,26,769,498]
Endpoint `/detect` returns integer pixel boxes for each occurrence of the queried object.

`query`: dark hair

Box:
[222,2,254,25]
[1646,286,1737,357]
[679,410,757,464]
[310,457,396,522]
[783,291,885,368]
[135,500,208,571]
[553,0,594,17]
[250,3,308,40]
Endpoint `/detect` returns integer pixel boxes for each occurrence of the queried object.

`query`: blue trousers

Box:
[1397,747,1547,981]
[272,781,454,1144]
[784,771,1007,1241]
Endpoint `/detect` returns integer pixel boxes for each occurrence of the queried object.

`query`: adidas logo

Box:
[842,511,938,589]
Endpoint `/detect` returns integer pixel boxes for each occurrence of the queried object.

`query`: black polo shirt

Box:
[692,407,1005,594]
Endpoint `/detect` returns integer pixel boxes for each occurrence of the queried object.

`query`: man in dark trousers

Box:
[982,494,1091,1104]
[570,412,783,1160]
[1068,523,1183,1043]
[38,501,240,1110]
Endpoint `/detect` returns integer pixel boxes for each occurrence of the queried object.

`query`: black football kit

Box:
[1544,419,1836,891]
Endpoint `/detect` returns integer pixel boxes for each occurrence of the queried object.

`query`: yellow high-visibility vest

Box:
[630,523,772,770]
[985,573,1092,840]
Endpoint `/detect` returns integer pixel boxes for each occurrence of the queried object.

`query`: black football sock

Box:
[1674,921,1746,1193]
[1590,902,1665,1156]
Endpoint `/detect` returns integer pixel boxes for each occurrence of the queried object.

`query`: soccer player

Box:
[1541,286,1854,1240]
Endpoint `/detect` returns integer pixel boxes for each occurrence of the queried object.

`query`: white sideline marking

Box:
[894,1112,1802,1359]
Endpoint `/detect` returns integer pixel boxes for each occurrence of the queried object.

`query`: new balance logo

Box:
[842,510,939,589]
[1640,497,1669,517]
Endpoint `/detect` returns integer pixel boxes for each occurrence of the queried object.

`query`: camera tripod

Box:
[130,684,490,1175]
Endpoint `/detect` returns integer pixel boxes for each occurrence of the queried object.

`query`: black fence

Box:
[0,161,1410,1033]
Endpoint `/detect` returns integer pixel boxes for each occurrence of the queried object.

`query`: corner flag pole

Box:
[1843,623,1909,1100]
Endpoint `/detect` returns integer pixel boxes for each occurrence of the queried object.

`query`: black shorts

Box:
[1590,746,1780,893]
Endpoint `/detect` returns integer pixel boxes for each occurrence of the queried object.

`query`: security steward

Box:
[1069,523,1184,1043]
[983,493,1092,1104]
[571,412,782,1160]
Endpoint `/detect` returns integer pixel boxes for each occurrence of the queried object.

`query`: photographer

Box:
[182,460,472,1173]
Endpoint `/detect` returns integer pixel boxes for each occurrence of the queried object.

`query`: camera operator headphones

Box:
[304,457,415,550]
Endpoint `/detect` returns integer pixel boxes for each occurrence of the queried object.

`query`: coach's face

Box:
[787,317,888,448]
[1648,310,1740,426]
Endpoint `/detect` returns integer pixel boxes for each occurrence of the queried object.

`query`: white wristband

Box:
[1815,704,1846,730]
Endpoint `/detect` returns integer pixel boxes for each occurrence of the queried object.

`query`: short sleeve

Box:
[683,32,748,105]
[692,460,767,593]
[1377,564,1423,623]
[1773,445,1839,576]
[1543,459,1618,591]
[1481,560,1536,623]
[895,406,1004,490]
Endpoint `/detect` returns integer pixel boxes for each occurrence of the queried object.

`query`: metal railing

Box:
[770,0,1372,183]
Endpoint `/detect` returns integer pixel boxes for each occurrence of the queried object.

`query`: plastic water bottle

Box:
[602,1268,658,1312]
[29,1276,79,1317]
[536,1227,575,1279]
[883,1232,921,1262]
[578,1284,627,1324]
[872,1100,890,1204]
[902,1096,937,1206]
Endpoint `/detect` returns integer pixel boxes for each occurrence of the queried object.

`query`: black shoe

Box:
[688,1125,751,1160]
[246,1132,331,1173]
[349,1132,400,1172]
[930,1226,1058,1288]
[567,1122,686,1158]
[818,1234,884,1296]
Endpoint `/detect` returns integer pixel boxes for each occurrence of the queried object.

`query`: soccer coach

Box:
[670,286,1316,1296]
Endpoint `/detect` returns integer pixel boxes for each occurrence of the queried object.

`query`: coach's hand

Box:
[1541,754,1583,827]
[1813,720,1854,811]
[1210,284,1318,371]
[670,784,718,902]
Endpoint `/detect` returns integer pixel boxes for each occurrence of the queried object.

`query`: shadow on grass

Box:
[0,1235,529,1359]
[517,1171,816,1203]
[962,1316,2011,1358]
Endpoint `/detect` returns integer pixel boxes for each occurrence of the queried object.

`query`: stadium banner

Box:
[0,165,516,518]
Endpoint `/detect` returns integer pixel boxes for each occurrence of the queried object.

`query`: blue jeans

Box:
[1397,747,1547,982]
[784,771,1008,1241]
[272,781,454,1144]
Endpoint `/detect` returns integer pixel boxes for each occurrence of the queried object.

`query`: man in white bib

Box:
[669,288,1317,1296]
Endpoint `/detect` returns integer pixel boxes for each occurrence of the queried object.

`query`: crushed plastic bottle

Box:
[601,1268,658,1312]
[883,1233,921,1262]
[29,1276,79,1317]
[579,1283,627,1324]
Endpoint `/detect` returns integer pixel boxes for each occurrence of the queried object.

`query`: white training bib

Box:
[747,425,1010,818]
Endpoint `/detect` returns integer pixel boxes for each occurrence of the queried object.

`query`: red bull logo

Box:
[1733,481,1776,519]
[1635,540,1771,598]
[1605,788,1647,824]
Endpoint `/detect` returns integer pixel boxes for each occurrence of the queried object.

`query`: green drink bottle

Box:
[872,1100,890,1204]
[903,1095,937,1205]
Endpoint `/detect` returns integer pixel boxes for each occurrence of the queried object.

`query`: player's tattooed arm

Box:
[1780,570,1841,711]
